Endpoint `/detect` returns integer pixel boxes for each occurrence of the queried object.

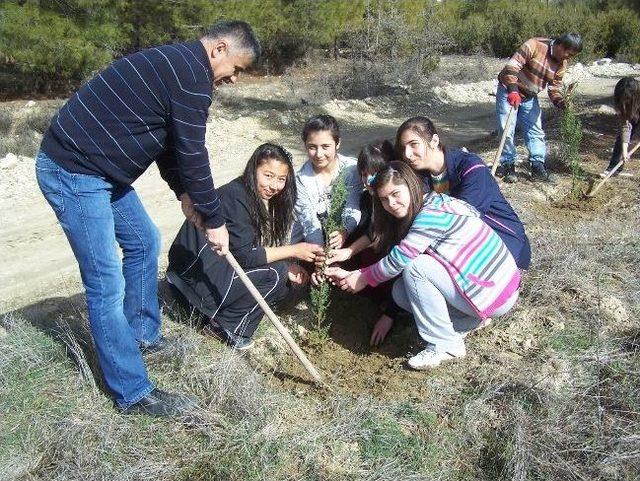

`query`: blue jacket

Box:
[423,149,531,270]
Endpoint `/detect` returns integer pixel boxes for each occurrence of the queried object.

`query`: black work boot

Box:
[502,164,518,183]
[140,335,174,355]
[120,388,198,417]
[530,161,556,184]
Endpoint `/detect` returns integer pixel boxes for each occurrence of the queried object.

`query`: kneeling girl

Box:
[167,143,323,350]
[326,162,520,369]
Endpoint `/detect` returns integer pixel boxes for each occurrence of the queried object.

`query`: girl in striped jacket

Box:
[325,162,521,370]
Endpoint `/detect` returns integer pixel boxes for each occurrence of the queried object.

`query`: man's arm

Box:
[499,39,535,93]
[548,60,567,109]
[156,135,185,199]
[170,81,224,229]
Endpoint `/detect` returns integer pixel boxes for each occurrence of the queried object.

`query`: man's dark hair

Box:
[556,33,583,53]
[203,20,261,60]
[302,114,341,143]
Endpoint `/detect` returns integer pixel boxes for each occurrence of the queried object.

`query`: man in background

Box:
[496,33,583,183]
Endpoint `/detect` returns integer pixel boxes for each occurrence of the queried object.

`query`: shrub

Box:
[559,85,585,196]
[322,2,447,99]
[590,8,640,61]
[0,3,121,95]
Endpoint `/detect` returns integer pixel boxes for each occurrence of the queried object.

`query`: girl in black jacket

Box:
[167,143,323,350]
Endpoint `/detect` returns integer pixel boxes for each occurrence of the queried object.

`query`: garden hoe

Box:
[585,141,639,198]
[224,251,326,387]
[491,105,516,177]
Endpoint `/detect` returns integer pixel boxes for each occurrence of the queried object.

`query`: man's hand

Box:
[205,224,229,256]
[287,264,309,286]
[180,193,203,229]
[507,91,522,108]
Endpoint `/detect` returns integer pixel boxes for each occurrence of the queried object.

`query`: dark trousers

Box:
[608,120,638,170]
[167,260,294,339]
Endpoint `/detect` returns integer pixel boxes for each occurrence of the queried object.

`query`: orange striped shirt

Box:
[498,37,567,108]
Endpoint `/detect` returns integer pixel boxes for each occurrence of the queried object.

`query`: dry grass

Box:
[1,183,638,480]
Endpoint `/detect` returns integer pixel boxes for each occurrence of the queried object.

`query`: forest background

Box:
[2,0,640,97]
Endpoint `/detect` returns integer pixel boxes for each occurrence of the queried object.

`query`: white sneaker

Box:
[407,346,466,370]
[600,169,634,178]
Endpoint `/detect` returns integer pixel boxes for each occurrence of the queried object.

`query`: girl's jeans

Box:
[35,151,159,408]
[496,83,546,166]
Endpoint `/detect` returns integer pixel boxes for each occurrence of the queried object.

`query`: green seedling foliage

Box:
[309,172,348,340]
[560,84,585,196]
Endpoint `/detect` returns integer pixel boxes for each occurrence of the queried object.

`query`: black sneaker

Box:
[203,321,255,351]
[503,164,518,183]
[530,161,556,184]
[120,388,198,417]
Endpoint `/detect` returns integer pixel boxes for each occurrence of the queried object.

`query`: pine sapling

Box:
[309,172,348,340]
[559,83,585,196]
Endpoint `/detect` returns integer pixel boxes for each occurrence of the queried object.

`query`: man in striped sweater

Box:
[496,33,582,183]
[35,21,260,417]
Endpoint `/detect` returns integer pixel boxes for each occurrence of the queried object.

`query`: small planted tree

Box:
[559,83,585,196]
[309,173,348,342]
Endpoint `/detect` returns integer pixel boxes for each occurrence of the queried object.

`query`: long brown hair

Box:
[614,77,640,123]
[371,161,424,254]
[394,116,444,162]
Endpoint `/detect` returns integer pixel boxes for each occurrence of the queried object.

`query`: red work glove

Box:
[507,91,522,108]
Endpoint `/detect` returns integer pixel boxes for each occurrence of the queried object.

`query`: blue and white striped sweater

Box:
[41,40,224,228]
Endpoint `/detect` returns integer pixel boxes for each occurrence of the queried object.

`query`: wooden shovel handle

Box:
[587,141,640,197]
[492,106,516,177]
[224,252,323,383]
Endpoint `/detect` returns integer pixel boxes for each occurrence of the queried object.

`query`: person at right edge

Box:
[496,33,583,183]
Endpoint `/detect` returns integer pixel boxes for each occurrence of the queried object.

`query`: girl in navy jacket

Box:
[395,117,531,270]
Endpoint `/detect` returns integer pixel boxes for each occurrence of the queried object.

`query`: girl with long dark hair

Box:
[326,162,521,370]
[167,143,323,349]
[395,116,531,271]
[602,77,640,177]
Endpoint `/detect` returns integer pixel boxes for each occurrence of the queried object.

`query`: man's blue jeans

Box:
[35,151,159,408]
[496,83,546,166]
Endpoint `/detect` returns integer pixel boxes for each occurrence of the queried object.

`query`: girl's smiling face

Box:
[256,157,289,200]
[398,129,441,172]
[377,180,411,219]
[305,130,339,172]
